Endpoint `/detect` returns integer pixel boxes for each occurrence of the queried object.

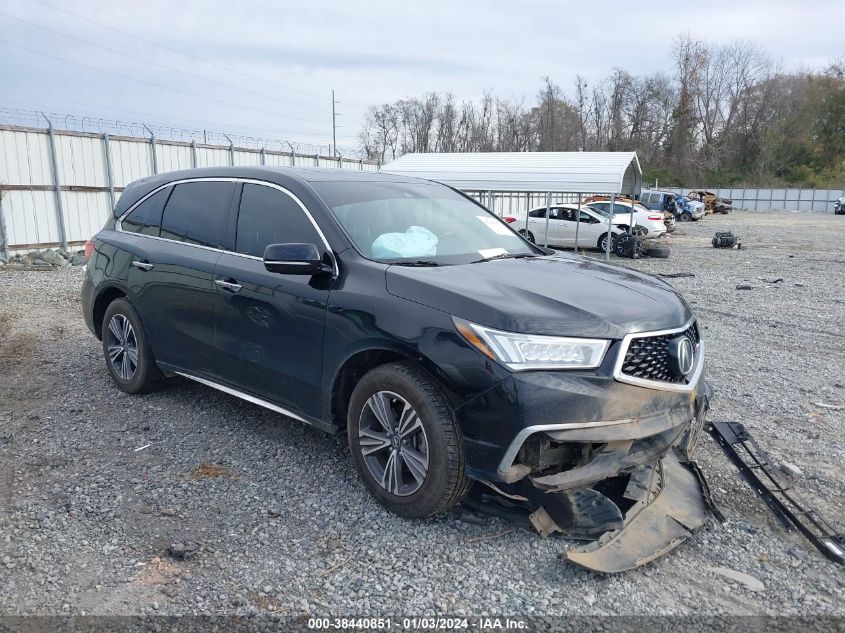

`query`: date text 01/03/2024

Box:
[307,617,528,630]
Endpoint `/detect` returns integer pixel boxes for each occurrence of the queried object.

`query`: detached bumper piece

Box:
[564,450,708,573]
[710,421,845,565]
[466,447,712,573]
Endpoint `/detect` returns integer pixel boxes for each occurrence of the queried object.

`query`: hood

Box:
[386,255,693,339]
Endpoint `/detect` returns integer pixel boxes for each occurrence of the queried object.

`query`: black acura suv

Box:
[83,167,711,571]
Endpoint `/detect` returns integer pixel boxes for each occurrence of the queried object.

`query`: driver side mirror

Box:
[263,243,331,275]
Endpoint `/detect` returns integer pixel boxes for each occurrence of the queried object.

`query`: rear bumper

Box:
[81,272,97,337]
[641,224,668,238]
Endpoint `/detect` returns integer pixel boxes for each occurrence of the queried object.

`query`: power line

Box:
[0,89,361,141]
[32,0,329,101]
[0,39,335,128]
[0,106,365,156]
[0,10,333,116]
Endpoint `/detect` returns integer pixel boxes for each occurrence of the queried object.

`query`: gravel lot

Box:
[0,211,843,618]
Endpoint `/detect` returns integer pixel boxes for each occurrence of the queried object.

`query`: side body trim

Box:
[173,371,310,425]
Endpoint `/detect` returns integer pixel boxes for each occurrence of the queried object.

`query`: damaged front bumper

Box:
[562,450,708,572]
[458,368,714,572]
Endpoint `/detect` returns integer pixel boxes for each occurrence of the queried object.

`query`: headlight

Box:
[453,317,609,371]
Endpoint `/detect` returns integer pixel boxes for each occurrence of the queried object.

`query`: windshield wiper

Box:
[469,253,538,264]
[389,260,441,267]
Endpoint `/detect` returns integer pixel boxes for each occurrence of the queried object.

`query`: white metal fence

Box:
[469,188,844,216]
[0,124,378,255]
[663,187,844,213]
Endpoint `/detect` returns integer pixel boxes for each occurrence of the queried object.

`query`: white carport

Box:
[381,151,643,259]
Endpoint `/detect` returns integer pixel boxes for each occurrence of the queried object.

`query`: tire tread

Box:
[349,360,471,517]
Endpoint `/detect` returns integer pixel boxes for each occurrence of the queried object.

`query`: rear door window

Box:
[122,187,171,236]
[159,181,235,248]
[235,184,321,258]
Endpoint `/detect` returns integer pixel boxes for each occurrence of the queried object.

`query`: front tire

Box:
[347,361,470,518]
[679,211,692,222]
[519,229,535,243]
[101,298,162,394]
[597,233,615,253]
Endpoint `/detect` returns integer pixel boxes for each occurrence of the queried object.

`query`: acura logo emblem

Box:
[669,336,695,377]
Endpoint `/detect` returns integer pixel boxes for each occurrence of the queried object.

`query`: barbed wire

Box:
[0,107,367,159]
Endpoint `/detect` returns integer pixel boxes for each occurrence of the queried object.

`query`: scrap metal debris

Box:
[709,421,845,565]
[706,566,765,592]
[713,231,742,248]
[658,272,695,278]
[813,402,844,411]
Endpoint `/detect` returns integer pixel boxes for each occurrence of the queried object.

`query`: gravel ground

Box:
[0,211,843,618]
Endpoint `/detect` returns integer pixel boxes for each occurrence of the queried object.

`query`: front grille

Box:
[621,322,699,384]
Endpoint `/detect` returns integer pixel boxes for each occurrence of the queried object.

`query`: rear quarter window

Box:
[159,181,234,249]
[122,187,170,236]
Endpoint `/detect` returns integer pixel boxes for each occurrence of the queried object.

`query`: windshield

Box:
[312,181,538,265]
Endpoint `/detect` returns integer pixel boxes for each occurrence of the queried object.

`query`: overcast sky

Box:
[1,0,842,151]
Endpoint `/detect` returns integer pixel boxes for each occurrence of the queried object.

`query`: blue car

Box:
[640,190,705,222]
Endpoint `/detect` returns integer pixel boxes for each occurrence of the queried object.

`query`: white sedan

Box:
[585,200,668,238]
[507,204,629,251]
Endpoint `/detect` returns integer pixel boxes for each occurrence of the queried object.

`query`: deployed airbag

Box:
[371,226,438,259]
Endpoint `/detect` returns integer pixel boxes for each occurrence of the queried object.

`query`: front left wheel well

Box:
[330,349,412,428]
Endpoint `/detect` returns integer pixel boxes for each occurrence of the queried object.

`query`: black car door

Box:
[210,181,332,420]
[123,179,236,373]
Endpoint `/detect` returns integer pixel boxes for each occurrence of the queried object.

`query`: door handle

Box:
[214,278,242,293]
[131,260,155,271]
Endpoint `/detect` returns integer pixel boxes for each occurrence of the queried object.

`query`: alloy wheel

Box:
[358,391,429,496]
[106,314,138,381]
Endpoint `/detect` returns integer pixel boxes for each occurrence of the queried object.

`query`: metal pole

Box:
[41,113,68,250]
[260,147,266,165]
[190,140,198,168]
[544,191,551,248]
[523,192,530,237]
[102,133,116,210]
[0,194,10,262]
[332,89,337,157]
[286,142,296,166]
[314,153,319,168]
[574,192,581,253]
[143,124,157,174]
[223,133,234,166]
[605,194,615,261]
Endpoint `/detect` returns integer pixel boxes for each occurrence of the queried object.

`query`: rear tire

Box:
[347,361,470,518]
[101,298,162,394]
[519,230,535,243]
